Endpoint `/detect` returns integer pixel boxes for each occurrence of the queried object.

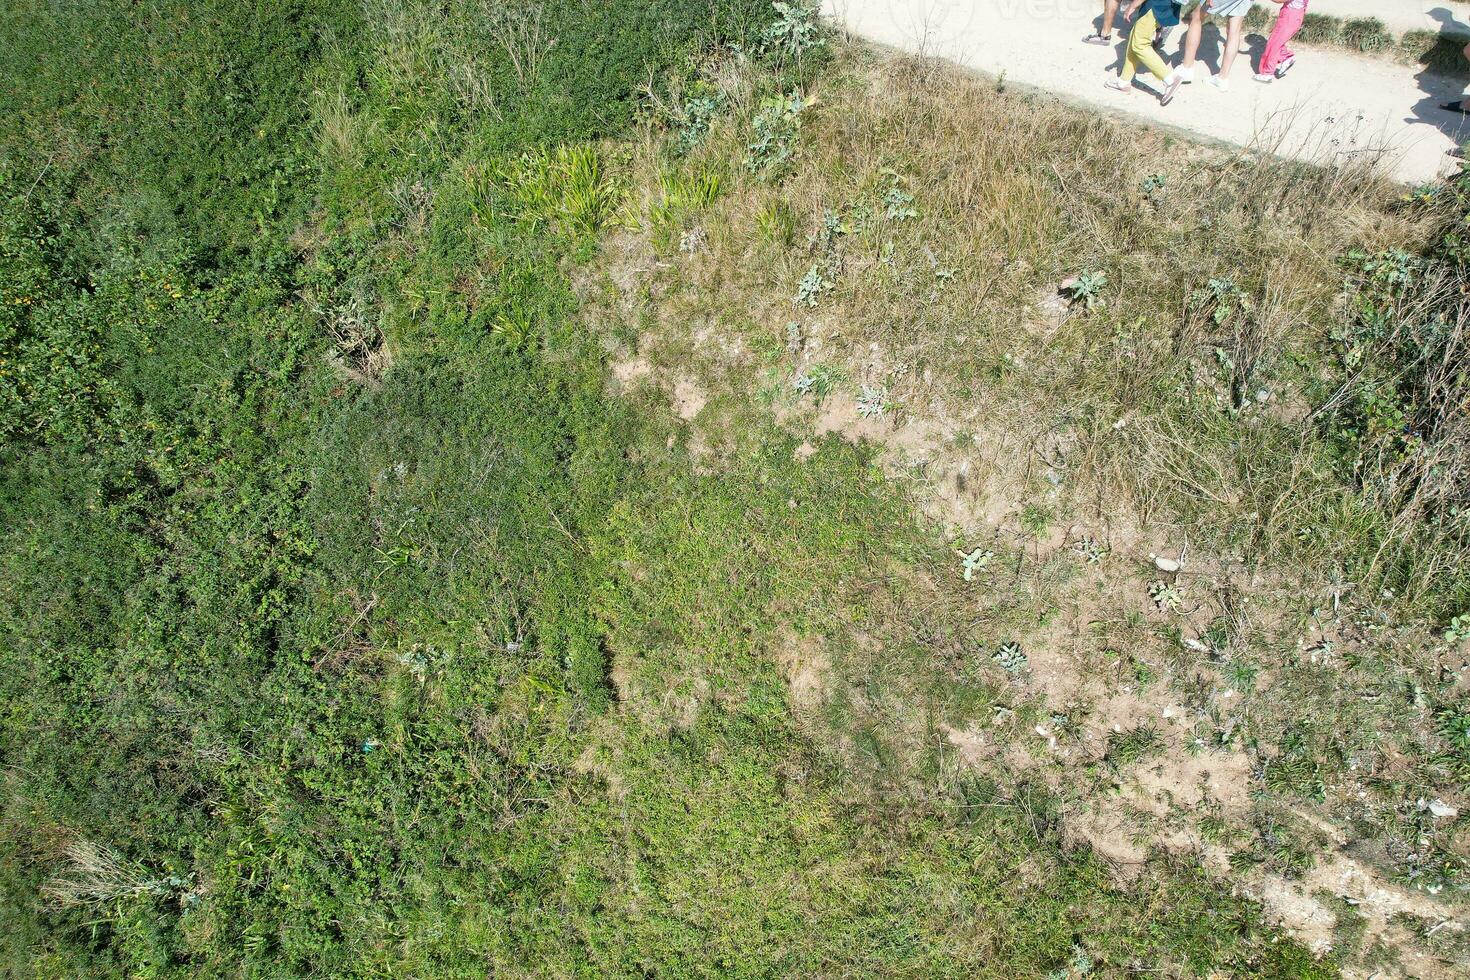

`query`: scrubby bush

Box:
[1316,177,1470,611]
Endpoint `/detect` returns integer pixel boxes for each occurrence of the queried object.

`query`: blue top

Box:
[1147,0,1183,27]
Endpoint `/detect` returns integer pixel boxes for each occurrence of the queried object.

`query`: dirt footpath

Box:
[825,0,1470,182]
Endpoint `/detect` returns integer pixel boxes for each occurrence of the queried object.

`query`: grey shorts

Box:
[1205,0,1253,17]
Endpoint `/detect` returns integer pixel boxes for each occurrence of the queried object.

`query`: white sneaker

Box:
[1253,72,1274,83]
[1105,78,1131,92]
[1207,76,1229,92]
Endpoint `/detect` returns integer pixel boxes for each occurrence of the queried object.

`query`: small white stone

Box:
[1428,799,1459,819]
[1153,556,1181,573]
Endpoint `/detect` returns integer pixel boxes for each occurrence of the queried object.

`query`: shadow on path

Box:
[1407,8,1470,153]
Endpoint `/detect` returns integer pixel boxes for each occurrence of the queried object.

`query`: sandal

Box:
[1083,32,1113,45]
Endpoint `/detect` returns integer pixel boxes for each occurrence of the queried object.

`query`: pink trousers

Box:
[1260,6,1304,74]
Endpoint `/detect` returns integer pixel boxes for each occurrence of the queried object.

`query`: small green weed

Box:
[1148,580,1183,613]
[1062,270,1107,311]
[794,262,833,307]
[856,384,888,419]
[650,166,723,232]
[1106,725,1163,766]
[792,363,843,401]
[1021,504,1052,537]
[747,92,806,180]
[501,144,622,233]
[958,547,995,581]
[993,641,1028,674]
[757,199,797,244]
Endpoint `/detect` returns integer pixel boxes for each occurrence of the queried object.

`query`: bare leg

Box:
[1180,3,1205,72]
[1102,0,1121,37]
[1219,16,1243,78]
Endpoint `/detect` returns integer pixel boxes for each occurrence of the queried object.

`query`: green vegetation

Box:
[2,1,1468,977]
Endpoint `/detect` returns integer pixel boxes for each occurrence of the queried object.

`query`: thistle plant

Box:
[785,320,804,353]
[958,547,994,581]
[762,2,825,59]
[880,170,918,221]
[1148,579,1183,612]
[856,385,888,419]
[1062,269,1107,310]
[794,263,832,307]
[747,92,805,180]
[993,641,1027,674]
[792,363,840,401]
[1074,535,1108,564]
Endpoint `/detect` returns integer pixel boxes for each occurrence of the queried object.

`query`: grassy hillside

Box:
[0,1,1466,977]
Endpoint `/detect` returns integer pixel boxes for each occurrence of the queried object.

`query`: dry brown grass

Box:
[609,45,1426,564]
[40,839,171,910]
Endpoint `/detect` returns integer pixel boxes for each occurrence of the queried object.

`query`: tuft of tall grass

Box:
[499,144,623,234]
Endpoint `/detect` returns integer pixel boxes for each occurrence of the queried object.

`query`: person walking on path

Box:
[1177,0,1251,91]
[1083,0,1124,45]
[1106,0,1187,104]
[1256,0,1307,83]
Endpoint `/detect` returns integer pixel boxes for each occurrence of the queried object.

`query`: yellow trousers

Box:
[1122,10,1170,82]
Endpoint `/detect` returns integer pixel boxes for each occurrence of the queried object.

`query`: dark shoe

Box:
[1083,32,1112,45]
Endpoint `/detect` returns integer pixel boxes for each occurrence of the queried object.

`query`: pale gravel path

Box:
[825,0,1470,182]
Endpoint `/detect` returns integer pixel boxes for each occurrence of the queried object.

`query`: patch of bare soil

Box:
[671,377,707,421]
[775,632,830,714]
[611,355,652,385]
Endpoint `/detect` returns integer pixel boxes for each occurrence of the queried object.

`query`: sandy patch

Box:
[671,377,708,421]
[776,633,830,712]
